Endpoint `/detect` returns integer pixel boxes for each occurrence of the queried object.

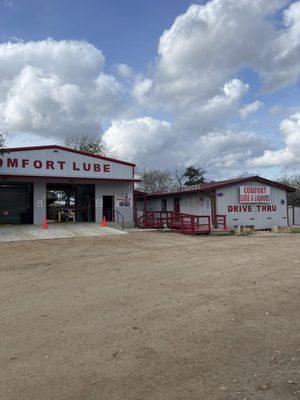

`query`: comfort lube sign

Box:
[240,185,271,203]
[0,157,110,173]
[0,147,133,180]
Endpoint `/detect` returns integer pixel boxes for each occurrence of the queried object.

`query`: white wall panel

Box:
[288,206,300,225]
[216,181,288,229]
[0,148,133,180]
[95,182,133,226]
[33,182,46,225]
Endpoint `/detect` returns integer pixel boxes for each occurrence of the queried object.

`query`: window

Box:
[161,198,167,211]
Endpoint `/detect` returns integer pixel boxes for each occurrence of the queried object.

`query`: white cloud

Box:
[251,113,300,167]
[133,0,291,110]
[175,79,250,132]
[103,116,264,177]
[102,117,173,165]
[260,0,300,91]
[113,63,134,80]
[125,0,300,173]
[239,100,263,118]
[0,39,125,140]
[3,1,300,176]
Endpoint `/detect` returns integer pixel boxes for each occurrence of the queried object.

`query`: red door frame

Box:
[174,197,180,214]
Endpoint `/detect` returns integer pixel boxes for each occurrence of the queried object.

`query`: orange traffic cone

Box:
[101,216,107,227]
[42,218,48,229]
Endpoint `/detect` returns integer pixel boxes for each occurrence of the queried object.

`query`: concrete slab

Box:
[0,223,127,242]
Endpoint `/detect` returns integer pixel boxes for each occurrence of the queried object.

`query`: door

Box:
[161,198,167,212]
[0,183,33,224]
[103,196,114,221]
[174,197,180,214]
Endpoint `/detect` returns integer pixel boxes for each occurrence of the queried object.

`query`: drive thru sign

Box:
[239,186,271,204]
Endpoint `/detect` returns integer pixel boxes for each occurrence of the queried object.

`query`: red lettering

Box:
[267,205,272,212]
[94,164,101,172]
[83,162,91,171]
[73,162,80,171]
[272,205,276,211]
[7,158,18,168]
[33,160,42,169]
[248,205,252,212]
[104,164,110,172]
[233,206,238,212]
[228,205,233,212]
[57,161,66,170]
[46,160,54,170]
[22,159,29,168]
[256,205,261,211]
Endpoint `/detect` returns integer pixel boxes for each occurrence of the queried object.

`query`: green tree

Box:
[64,135,106,155]
[277,174,300,206]
[182,165,206,186]
[137,169,174,193]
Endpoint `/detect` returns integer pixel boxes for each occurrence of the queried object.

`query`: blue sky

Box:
[0,0,300,179]
[0,0,196,70]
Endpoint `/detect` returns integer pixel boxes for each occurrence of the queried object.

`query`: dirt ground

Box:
[0,232,299,400]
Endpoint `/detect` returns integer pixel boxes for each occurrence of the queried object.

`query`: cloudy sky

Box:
[1,0,300,179]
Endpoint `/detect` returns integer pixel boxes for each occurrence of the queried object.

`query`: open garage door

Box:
[46,183,95,222]
[0,183,33,224]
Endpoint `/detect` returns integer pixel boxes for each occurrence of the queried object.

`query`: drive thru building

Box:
[0,145,137,227]
[136,176,296,230]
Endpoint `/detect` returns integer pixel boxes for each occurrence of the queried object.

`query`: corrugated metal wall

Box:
[216,181,288,229]
[143,194,212,215]
[288,206,300,225]
[1,148,133,180]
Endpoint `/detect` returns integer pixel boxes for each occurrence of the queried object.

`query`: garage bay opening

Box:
[0,182,33,224]
[46,183,95,223]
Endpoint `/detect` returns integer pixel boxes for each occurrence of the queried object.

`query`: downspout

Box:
[211,191,217,226]
[205,191,216,228]
[144,194,147,215]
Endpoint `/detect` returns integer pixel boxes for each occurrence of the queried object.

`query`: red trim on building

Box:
[146,175,296,197]
[0,174,140,183]
[4,145,135,167]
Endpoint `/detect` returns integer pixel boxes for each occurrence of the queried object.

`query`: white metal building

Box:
[288,206,300,225]
[0,145,137,227]
[137,176,296,230]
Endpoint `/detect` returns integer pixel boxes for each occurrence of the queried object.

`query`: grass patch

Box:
[290,227,300,234]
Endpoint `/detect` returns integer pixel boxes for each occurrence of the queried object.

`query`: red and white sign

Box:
[0,147,133,180]
[240,186,271,204]
[0,157,110,173]
[228,204,276,212]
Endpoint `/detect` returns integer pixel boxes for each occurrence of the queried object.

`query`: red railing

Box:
[177,214,211,234]
[137,212,154,228]
[137,211,228,234]
[215,214,227,230]
[137,211,173,229]
[137,211,211,234]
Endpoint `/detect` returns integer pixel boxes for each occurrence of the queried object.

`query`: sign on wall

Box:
[116,193,131,207]
[0,148,133,180]
[240,186,271,204]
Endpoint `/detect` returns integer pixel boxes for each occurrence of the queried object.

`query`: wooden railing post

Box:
[191,216,195,235]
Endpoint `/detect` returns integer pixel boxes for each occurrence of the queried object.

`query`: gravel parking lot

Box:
[0,231,299,400]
